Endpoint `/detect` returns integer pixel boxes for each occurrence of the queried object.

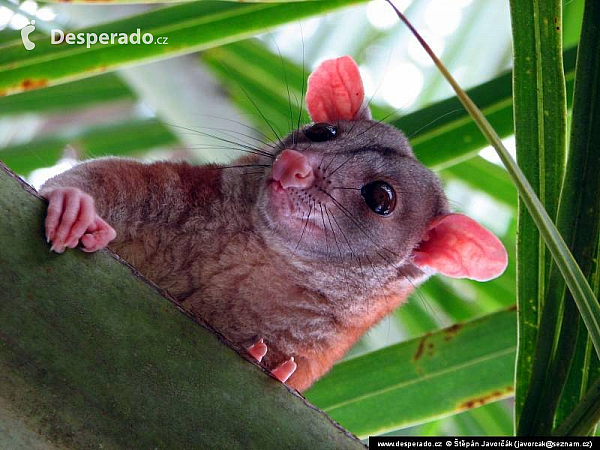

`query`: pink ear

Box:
[306,56,371,123]
[413,214,508,282]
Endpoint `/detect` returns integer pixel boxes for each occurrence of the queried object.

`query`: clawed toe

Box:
[247,339,267,362]
[247,340,297,383]
[271,357,297,383]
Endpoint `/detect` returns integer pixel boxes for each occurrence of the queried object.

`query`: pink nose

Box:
[272,149,315,189]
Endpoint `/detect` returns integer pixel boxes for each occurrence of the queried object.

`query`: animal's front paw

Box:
[41,187,116,253]
[248,339,297,383]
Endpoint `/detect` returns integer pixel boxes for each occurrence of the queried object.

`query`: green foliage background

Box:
[0,0,598,440]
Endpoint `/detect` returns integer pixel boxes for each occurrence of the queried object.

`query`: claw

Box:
[248,339,267,362]
[271,357,297,383]
[248,340,297,384]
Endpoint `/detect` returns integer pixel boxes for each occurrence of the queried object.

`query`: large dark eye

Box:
[304,123,337,142]
[361,181,397,216]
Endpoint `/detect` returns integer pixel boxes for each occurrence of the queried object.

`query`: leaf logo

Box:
[21,20,36,51]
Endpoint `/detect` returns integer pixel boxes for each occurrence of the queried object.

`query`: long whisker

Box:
[353,110,403,140]
[331,184,417,196]
[406,109,463,140]
[331,186,361,191]
[212,164,270,170]
[189,113,279,145]
[217,62,285,149]
[269,33,296,145]
[174,124,276,157]
[319,203,330,255]
[297,22,307,135]
[324,205,348,280]
[186,146,273,160]
[328,209,364,278]
[325,193,430,303]
[163,123,275,159]
[351,101,415,142]
[327,208,372,301]
[236,171,268,177]
[328,154,355,177]
[188,146,274,160]
[364,253,390,317]
[293,202,313,254]
[326,194,429,312]
[347,47,396,138]
[321,189,396,258]
[177,123,280,152]
[323,153,339,173]
[318,150,329,171]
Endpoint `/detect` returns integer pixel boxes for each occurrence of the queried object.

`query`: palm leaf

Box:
[0,0,366,96]
[305,308,516,437]
[0,163,365,449]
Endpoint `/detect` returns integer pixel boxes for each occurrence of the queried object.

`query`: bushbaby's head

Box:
[256,56,507,282]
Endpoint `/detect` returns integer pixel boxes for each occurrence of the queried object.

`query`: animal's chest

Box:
[114,227,339,343]
[183,240,343,351]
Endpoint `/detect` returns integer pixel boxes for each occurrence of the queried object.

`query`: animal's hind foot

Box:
[247,339,297,383]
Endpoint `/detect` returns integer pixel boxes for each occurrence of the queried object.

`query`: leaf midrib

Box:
[322,346,515,413]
